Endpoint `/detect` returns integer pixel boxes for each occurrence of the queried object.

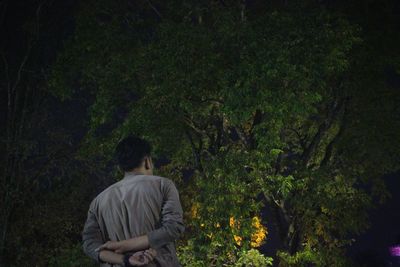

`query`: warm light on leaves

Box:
[190,202,200,219]
[250,216,268,248]
[234,235,243,246]
[229,216,267,247]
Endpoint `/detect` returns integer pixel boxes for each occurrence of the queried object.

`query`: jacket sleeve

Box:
[147,179,185,249]
[82,200,104,263]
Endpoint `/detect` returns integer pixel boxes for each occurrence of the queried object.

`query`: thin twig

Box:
[145,0,162,19]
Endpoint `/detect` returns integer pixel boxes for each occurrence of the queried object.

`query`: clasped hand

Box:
[96,240,157,266]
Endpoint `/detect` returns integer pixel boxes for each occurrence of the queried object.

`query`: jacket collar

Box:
[123,171,144,179]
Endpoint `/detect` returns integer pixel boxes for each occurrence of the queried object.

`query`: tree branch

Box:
[1,51,11,142]
[145,0,163,19]
[184,129,203,172]
[320,97,349,167]
[0,0,8,28]
[302,98,345,167]
[240,0,247,22]
[290,127,307,151]
[183,115,207,136]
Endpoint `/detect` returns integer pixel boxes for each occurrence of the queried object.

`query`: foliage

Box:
[48,0,400,266]
[277,248,323,267]
[48,244,96,267]
[235,249,273,267]
[177,240,272,267]
[177,239,205,267]
[5,156,102,266]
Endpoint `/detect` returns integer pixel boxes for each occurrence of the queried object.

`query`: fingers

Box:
[129,249,157,266]
[95,241,111,252]
[106,241,119,250]
[94,241,120,252]
[143,249,156,261]
[114,240,129,253]
[115,245,127,254]
[130,260,147,266]
[147,248,157,257]
[129,252,147,266]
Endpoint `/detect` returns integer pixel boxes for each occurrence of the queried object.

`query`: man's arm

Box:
[147,179,185,249]
[97,235,150,253]
[99,250,124,265]
[82,205,124,265]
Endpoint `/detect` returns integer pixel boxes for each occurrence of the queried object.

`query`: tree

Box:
[51,0,400,265]
[0,1,48,261]
[0,1,94,265]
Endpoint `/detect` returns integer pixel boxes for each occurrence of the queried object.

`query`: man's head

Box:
[115,135,153,175]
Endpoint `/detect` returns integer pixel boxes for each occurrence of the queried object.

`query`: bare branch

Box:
[11,42,32,96]
[0,0,8,28]
[17,85,32,142]
[186,95,224,105]
[145,0,163,19]
[11,0,45,95]
[1,51,11,111]
[240,0,247,22]
[35,0,46,39]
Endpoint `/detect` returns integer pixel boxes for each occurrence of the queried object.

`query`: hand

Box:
[129,248,157,266]
[96,240,132,254]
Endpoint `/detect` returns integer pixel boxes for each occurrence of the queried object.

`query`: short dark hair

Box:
[115,136,152,172]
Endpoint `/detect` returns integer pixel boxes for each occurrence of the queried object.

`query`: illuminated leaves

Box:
[250,216,268,248]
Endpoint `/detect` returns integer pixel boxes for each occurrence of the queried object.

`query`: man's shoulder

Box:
[132,175,178,192]
[141,174,173,182]
[149,175,178,188]
[90,180,124,207]
[101,179,124,194]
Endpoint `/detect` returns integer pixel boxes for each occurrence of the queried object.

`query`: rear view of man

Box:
[82,136,185,266]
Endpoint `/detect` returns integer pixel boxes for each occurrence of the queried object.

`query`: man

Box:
[82,136,185,266]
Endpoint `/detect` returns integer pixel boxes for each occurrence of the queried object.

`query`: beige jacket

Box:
[82,173,184,267]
